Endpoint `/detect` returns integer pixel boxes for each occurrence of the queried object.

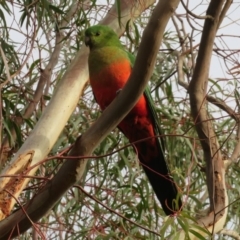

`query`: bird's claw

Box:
[116,89,122,95]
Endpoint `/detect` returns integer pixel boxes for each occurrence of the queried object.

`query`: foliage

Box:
[0,0,240,239]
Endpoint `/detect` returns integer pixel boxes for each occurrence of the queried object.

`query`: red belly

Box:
[90,60,149,117]
[90,60,158,161]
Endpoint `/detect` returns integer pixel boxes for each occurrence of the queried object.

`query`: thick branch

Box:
[0,0,175,238]
[188,0,228,230]
[0,1,87,167]
[0,0,157,222]
[220,229,240,240]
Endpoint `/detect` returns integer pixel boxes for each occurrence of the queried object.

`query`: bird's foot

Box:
[116,89,122,95]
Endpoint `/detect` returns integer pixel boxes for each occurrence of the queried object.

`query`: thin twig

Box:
[181,0,214,20]
[177,53,239,121]
[218,0,233,29]
[75,185,162,237]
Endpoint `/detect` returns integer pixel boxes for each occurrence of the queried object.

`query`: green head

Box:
[85,25,122,50]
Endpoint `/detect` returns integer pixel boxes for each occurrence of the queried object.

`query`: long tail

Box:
[119,121,182,215]
[137,146,182,215]
[118,89,182,215]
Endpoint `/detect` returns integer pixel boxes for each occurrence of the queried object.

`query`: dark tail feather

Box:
[139,154,182,215]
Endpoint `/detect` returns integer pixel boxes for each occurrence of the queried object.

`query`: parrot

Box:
[85,25,182,215]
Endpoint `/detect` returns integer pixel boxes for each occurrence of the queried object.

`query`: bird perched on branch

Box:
[85,25,182,215]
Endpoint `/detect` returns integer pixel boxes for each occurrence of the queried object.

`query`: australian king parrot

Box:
[85,25,182,215]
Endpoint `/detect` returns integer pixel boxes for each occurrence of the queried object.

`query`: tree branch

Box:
[188,0,228,232]
[180,0,214,20]
[177,53,239,122]
[220,229,240,240]
[0,1,87,167]
[0,0,174,238]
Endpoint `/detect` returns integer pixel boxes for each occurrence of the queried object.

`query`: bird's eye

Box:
[95,31,100,36]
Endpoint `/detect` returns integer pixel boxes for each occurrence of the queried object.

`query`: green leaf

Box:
[115,0,121,27]
[160,217,174,239]
[189,229,208,240]
[49,4,65,14]
[177,217,189,235]
[3,119,14,147]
